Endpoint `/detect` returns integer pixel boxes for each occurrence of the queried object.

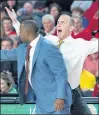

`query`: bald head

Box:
[20,20,39,42]
[23,2,33,14]
[57,14,74,39]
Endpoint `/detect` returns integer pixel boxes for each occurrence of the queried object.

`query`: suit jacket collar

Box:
[19,35,44,80]
[31,35,44,71]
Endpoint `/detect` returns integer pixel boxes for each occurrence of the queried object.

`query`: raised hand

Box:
[5,7,18,23]
[5,7,20,36]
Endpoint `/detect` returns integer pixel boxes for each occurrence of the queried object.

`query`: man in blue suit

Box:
[0,20,72,114]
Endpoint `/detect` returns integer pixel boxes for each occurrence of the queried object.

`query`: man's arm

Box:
[44,44,71,111]
[0,49,17,61]
[82,39,98,57]
[13,21,20,36]
[5,7,20,36]
[45,45,68,99]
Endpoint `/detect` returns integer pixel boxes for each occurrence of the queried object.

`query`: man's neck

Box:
[62,33,71,40]
[29,34,38,43]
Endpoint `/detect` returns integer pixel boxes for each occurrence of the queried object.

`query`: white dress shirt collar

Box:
[30,34,40,48]
[63,35,73,43]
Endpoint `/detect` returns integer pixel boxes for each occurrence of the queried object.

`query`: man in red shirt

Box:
[72,11,99,40]
[71,15,92,40]
[2,16,17,38]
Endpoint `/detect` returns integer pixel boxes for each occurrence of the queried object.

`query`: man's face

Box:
[1,41,12,50]
[23,3,33,14]
[73,18,82,31]
[57,15,71,39]
[3,20,12,31]
[19,24,28,42]
[43,19,54,33]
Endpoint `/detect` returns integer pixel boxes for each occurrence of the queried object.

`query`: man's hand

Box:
[55,99,65,111]
[5,7,18,23]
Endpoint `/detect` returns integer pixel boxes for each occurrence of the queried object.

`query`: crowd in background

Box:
[0,0,99,97]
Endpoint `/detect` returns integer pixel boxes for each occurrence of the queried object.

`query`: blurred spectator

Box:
[49,3,62,25]
[1,22,6,38]
[2,16,17,39]
[92,76,99,97]
[17,1,43,28]
[1,37,13,50]
[0,8,7,21]
[42,14,57,36]
[0,71,17,94]
[45,0,73,11]
[0,38,17,84]
[84,53,98,77]
[71,0,93,12]
[71,7,89,28]
[19,15,33,23]
[17,8,28,17]
[6,0,18,12]
[71,16,92,40]
[23,1,33,14]
[72,10,99,40]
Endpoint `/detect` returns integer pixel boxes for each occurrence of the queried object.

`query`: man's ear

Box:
[69,26,74,32]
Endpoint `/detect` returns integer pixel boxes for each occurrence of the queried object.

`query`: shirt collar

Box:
[30,34,40,48]
[63,35,73,43]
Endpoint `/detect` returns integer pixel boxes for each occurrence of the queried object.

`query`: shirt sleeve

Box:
[13,21,20,36]
[83,38,98,56]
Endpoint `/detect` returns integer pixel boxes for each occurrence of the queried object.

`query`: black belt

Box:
[72,86,80,93]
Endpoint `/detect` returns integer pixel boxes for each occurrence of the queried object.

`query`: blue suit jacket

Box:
[1,36,72,112]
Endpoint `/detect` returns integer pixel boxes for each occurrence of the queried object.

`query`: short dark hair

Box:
[21,20,39,34]
[1,38,14,46]
[20,15,33,23]
[2,16,12,23]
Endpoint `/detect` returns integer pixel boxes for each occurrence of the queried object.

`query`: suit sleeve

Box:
[44,44,68,99]
[0,48,17,61]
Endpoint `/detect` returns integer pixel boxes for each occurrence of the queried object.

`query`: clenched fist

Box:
[55,99,65,111]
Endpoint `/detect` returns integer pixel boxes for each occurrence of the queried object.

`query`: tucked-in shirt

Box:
[46,35,98,89]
